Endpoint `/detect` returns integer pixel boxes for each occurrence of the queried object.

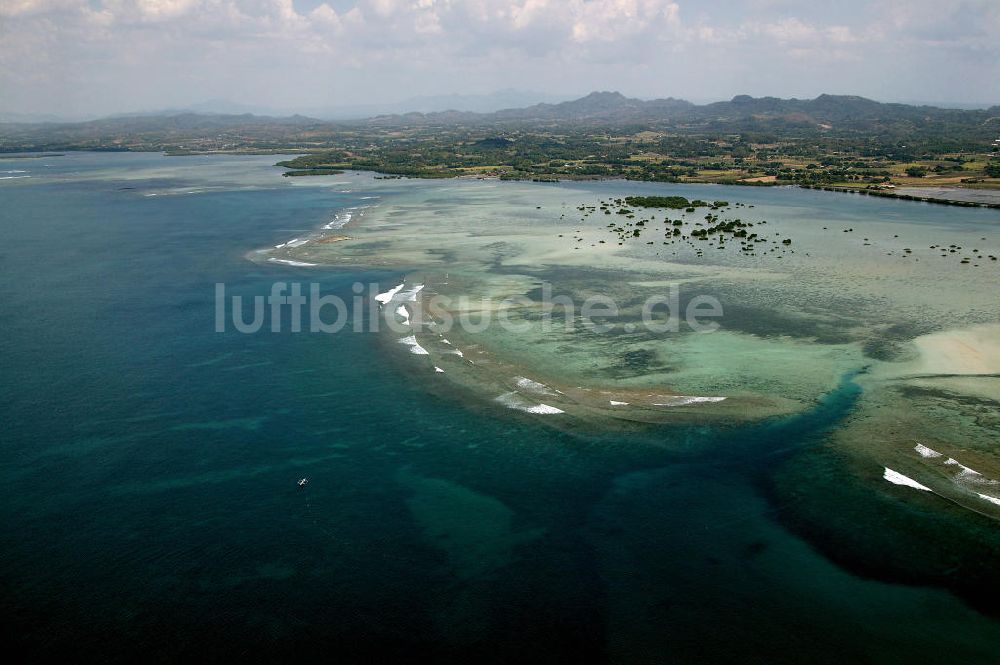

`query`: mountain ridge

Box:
[365,91,1000,128]
[3,91,999,154]
[4,91,999,130]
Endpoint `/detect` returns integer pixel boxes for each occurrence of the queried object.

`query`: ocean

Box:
[2,152,999,663]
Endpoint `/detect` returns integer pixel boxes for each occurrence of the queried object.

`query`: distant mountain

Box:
[494,91,693,121]
[4,91,569,125]
[98,101,286,119]
[3,92,999,153]
[364,91,1000,138]
[367,90,691,125]
[93,112,323,129]
[0,111,75,123]
[7,92,1000,131]
[187,99,282,116]
[0,111,328,152]
[395,89,572,114]
[3,112,322,131]
[307,89,572,120]
[499,91,643,119]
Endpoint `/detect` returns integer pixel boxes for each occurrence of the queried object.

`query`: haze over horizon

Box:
[2,0,998,118]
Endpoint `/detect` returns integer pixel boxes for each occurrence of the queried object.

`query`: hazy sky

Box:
[2,0,998,116]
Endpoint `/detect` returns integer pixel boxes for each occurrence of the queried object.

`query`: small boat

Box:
[297,478,309,487]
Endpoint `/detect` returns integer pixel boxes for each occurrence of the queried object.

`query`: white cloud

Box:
[755,17,817,42]
[0,0,997,115]
[135,0,201,20]
[0,0,77,17]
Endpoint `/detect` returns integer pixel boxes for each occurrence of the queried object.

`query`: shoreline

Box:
[8,148,998,211]
[800,183,1000,209]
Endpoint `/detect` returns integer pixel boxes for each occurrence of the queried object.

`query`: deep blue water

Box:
[2,153,999,663]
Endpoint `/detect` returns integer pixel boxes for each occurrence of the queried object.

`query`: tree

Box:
[906,166,927,177]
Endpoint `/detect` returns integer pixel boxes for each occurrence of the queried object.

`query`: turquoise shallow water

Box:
[1,153,999,663]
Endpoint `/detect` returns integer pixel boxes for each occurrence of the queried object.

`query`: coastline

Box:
[800,183,1000,209]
